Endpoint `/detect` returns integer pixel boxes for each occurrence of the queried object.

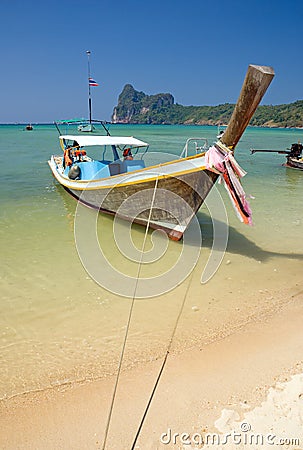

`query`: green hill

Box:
[112,84,303,128]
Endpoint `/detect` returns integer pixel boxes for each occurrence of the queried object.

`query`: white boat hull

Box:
[77,123,95,133]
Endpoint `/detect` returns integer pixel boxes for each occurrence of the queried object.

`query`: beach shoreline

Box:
[1,286,302,450]
[1,123,303,449]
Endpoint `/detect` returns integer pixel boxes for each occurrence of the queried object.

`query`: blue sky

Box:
[1,0,302,122]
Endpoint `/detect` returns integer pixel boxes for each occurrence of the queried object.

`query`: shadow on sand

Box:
[196,211,303,263]
[55,185,303,264]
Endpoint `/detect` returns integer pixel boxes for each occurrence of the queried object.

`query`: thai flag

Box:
[89,77,99,86]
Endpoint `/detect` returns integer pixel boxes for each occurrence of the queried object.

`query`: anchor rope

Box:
[130,270,194,450]
[102,171,160,450]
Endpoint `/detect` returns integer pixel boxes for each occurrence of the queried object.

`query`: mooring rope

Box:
[130,270,194,450]
[101,172,160,450]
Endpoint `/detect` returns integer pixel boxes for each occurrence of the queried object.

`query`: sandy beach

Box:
[1,124,303,450]
[1,0,303,444]
[1,282,302,450]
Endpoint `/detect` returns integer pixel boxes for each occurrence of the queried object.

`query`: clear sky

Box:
[1,0,302,123]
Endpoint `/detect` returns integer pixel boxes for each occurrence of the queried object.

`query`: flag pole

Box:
[86,50,92,125]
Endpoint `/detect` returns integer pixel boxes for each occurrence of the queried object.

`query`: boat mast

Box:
[86,50,92,124]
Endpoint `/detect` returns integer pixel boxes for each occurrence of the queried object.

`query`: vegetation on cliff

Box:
[112,85,303,128]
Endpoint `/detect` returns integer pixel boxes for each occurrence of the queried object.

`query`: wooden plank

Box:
[221,65,275,149]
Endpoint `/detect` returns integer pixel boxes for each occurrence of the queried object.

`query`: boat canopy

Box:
[59,135,149,148]
[57,118,86,124]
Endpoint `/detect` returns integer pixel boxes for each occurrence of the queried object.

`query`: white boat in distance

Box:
[48,65,275,240]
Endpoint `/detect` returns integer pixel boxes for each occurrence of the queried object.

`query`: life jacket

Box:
[123,148,133,160]
[75,149,86,157]
[64,149,73,167]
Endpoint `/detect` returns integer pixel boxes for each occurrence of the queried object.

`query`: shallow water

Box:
[0,124,302,399]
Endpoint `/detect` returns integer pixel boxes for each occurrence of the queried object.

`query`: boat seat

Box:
[121,159,146,173]
[76,160,111,180]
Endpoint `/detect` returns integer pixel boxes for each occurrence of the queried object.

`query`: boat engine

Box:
[68,164,81,180]
[289,143,303,158]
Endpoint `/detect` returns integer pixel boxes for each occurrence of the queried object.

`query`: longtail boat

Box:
[48,64,274,240]
[251,142,303,170]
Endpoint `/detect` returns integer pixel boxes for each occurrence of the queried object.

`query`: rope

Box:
[130,270,194,449]
[101,172,160,450]
[214,139,233,154]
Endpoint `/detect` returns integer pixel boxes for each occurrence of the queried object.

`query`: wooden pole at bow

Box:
[221,64,275,149]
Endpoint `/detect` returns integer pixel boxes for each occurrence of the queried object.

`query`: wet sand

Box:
[1,285,302,450]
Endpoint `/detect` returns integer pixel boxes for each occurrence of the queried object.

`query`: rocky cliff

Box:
[112,85,303,127]
[112,84,174,124]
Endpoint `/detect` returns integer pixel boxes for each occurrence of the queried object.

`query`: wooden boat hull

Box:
[284,157,303,170]
[63,168,218,240]
[49,150,220,240]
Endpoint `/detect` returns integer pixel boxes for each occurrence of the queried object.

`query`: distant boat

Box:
[78,50,99,133]
[49,65,274,240]
[284,143,303,170]
[25,124,33,131]
[216,124,227,140]
[251,142,303,171]
[77,122,94,133]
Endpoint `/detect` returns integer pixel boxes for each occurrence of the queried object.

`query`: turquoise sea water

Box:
[1,124,303,399]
